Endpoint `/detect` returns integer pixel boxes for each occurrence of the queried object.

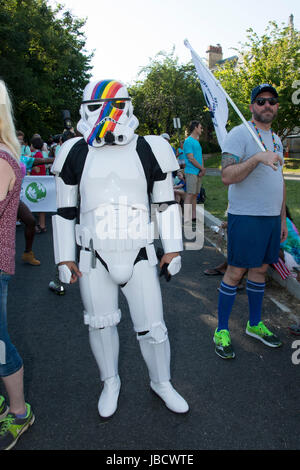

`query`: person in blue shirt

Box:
[17,131,31,159]
[183,121,206,223]
[176,141,185,169]
[161,133,177,156]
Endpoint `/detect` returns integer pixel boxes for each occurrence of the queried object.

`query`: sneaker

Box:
[213,328,235,359]
[246,321,282,348]
[0,396,8,421]
[21,251,41,266]
[0,403,35,450]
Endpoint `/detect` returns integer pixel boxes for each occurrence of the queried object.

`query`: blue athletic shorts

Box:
[227,214,281,268]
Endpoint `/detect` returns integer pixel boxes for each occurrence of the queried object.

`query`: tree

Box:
[128,50,217,147]
[214,21,300,139]
[0,0,93,140]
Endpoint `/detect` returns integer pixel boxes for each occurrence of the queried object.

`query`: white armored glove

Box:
[159,253,182,282]
[58,264,72,284]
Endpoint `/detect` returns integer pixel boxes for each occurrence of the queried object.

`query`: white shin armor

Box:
[137,328,171,384]
[89,325,120,381]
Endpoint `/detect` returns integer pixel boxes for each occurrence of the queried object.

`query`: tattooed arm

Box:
[221,151,280,185]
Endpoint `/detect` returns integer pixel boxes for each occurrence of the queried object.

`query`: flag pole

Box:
[184,39,266,152]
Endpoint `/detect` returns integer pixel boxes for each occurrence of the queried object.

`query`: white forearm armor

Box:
[51,139,81,280]
[152,173,183,254]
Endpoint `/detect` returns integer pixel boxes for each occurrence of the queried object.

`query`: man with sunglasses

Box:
[213,84,288,359]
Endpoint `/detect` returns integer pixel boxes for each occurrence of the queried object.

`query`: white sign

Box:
[173,117,181,129]
[20,176,57,212]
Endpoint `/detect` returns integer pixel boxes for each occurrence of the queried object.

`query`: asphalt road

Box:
[4,214,299,451]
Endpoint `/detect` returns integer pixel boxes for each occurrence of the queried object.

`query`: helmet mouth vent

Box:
[104,131,115,144]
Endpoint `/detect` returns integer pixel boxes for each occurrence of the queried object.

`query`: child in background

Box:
[173,170,186,205]
[30,136,47,233]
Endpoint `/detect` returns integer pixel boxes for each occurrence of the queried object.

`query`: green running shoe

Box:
[213,328,235,359]
[0,403,35,450]
[0,396,9,421]
[246,321,282,348]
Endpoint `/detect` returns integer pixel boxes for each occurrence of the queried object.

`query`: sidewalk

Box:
[201,206,300,301]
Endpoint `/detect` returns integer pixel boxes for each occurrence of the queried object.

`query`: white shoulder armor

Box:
[144,135,179,173]
[51,137,82,175]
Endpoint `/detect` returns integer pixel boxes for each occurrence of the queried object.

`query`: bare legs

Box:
[1,367,26,415]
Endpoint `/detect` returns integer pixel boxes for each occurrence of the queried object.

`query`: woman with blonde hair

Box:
[0,79,34,450]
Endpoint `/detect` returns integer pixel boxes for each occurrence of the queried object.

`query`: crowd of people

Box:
[0,76,299,451]
[15,130,76,266]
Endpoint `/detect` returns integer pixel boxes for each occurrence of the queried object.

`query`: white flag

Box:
[20,176,57,212]
[184,39,228,150]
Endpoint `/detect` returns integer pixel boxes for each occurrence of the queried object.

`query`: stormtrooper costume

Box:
[52,79,188,418]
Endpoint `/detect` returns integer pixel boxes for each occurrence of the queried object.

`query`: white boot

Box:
[150,380,189,414]
[138,331,189,414]
[98,375,121,418]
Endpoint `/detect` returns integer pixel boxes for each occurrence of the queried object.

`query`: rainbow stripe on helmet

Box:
[87,80,126,145]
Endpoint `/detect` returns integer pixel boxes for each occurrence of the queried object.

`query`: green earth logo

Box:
[25,182,47,203]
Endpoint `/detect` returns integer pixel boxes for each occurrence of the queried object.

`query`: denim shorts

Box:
[0,271,23,377]
[227,214,281,268]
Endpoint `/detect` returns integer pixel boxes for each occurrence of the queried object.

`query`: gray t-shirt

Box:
[222,122,284,216]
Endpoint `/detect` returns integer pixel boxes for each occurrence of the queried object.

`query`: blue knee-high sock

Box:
[247,280,265,327]
[217,282,237,331]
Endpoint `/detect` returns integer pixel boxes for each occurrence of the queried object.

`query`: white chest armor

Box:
[80,135,149,213]
[77,135,154,257]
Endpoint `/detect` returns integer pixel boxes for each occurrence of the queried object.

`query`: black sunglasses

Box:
[254,97,278,106]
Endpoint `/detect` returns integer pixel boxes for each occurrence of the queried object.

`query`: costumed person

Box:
[51,79,189,418]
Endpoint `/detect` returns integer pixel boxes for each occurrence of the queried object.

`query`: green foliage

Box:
[0,0,93,141]
[128,49,217,145]
[214,21,300,138]
[203,176,300,229]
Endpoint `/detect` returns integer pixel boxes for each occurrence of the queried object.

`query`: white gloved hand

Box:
[167,255,181,276]
[58,264,72,283]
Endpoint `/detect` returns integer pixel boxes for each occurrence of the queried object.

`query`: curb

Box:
[201,207,300,301]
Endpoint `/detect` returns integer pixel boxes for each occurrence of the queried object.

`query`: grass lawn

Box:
[204,153,300,174]
[203,175,300,229]
[204,153,222,169]
[203,175,228,221]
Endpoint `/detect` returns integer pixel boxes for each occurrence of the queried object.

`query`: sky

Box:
[50,0,299,85]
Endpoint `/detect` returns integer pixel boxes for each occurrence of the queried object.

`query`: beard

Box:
[252,107,278,124]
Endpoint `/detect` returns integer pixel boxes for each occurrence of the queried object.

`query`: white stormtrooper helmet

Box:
[77,79,139,147]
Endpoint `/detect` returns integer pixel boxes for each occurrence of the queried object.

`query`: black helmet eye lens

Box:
[113,100,126,110]
[88,104,101,112]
